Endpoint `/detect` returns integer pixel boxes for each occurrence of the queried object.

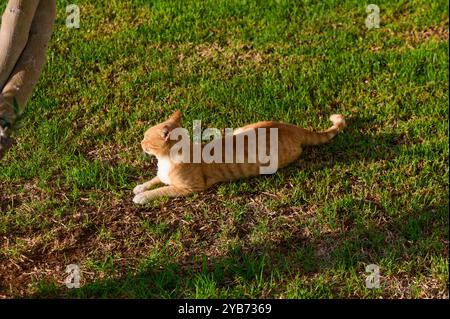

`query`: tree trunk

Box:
[0,0,56,159]
[0,0,40,90]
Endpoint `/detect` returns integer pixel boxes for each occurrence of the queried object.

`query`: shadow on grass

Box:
[300,115,404,167]
[30,115,448,298]
[33,204,447,298]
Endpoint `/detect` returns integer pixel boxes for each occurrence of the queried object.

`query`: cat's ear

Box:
[161,126,172,141]
[161,110,182,141]
[167,109,182,126]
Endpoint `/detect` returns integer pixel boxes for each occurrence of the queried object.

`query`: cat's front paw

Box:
[133,184,147,195]
[133,193,149,205]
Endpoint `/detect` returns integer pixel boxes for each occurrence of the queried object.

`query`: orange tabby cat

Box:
[133,110,345,204]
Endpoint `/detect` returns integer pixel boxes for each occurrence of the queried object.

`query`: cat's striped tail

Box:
[299,114,346,146]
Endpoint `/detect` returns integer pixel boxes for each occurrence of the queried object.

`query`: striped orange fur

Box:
[133,110,345,204]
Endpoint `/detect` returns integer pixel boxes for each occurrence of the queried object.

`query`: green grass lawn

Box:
[0,0,448,298]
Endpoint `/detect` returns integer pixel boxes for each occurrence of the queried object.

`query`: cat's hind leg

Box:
[133,177,161,195]
[133,185,192,204]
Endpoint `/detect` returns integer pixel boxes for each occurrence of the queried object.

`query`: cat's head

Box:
[141,110,182,157]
